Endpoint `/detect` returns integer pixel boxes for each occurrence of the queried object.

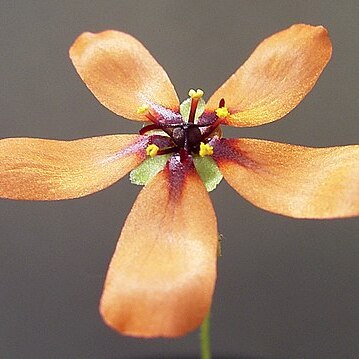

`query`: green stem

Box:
[200,312,212,359]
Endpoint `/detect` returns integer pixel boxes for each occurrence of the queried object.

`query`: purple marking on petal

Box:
[149,135,174,149]
[165,154,194,202]
[212,138,258,169]
[104,136,149,164]
[197,111,217,126]
[143,99,183,125]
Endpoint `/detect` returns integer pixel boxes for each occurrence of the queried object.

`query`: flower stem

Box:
[200,311,212,359]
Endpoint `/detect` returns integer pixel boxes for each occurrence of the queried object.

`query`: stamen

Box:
[157,146,179,155]
[215,106,230,119]
[188,89,204,99]
[199,142,214,157]
[136,104,158,123]
[188,88,204,124]
[136,105,150,114]
[146,144,159,157]
[139,123,161,135]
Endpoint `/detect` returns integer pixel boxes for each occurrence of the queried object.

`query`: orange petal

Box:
[100,156,218,337]
[207,24,332,127]
[213,139,359,218]
[0,135,147,200]
[70,30,179,121]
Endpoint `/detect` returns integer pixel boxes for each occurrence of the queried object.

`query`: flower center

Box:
[138,89,228,160]
[171,123,202,152]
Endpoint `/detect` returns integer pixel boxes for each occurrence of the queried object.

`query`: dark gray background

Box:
[1,1,358,358]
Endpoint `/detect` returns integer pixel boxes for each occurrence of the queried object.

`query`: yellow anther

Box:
[188,88,204,99]
[137,104,149,114]
[215,106,230,118]
[146,144,159,157]
[199,142,214,157]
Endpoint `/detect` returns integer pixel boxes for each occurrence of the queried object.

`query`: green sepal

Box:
[193,155,223,192]
[180,97,205,123]
[130,154,170,186]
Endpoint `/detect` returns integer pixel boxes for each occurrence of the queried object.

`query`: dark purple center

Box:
[139,98,224,160]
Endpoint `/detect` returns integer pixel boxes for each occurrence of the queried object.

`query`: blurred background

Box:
[0,1,358,358]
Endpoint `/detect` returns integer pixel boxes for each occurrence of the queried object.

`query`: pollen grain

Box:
[146,144,159,157]
[188,88,204,99]
[199,142,214,157]
[137,105,150,115]
[215,106,230,119]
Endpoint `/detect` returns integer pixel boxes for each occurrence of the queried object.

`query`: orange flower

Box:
[1,24,358,338]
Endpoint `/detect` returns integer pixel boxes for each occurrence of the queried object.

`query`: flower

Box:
[0,24,358,338]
